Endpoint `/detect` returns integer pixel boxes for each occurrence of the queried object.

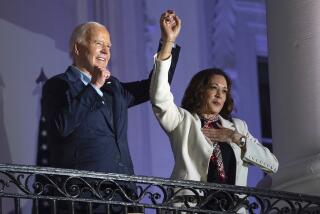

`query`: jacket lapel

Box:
[65,67,86,97]
[101,78,117,132]
[219,115,235,130]
[102,94,115,132]
[65,67,115,131]
[102,78,123,140]
[193,114,202,129]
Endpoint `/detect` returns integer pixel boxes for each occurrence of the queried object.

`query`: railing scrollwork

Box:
[0,164,320,213]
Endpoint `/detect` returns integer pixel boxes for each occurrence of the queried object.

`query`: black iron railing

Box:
[0,164,320,214]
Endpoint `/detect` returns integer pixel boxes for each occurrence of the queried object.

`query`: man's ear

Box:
[74,43,80,56]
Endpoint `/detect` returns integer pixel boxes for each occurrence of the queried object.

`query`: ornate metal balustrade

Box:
[0,164,320,214]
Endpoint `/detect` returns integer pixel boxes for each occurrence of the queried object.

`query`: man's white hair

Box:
[69,21,106,58]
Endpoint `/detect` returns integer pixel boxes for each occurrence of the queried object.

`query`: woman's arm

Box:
[150,11,183,133]
[202,118,279,173]
[157,10,181,60]
[235,119,279,173]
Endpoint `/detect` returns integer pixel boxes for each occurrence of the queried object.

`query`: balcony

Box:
[0,164,320,213]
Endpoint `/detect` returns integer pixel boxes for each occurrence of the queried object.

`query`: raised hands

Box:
[160,10,181,43]
[158,10,181,60]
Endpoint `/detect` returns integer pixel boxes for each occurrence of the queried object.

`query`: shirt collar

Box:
[70,65,91,85]
[194,113,234,129]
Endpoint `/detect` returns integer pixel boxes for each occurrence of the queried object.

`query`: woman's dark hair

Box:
[181,68,234,120]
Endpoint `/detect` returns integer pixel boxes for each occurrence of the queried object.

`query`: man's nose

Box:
[101,45,108,53]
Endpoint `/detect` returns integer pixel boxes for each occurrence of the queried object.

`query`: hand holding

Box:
[91,66,111,89]
[157,10,181,60]
[160,10,181,43]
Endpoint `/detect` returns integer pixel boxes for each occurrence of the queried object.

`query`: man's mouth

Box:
[97,57,106,61]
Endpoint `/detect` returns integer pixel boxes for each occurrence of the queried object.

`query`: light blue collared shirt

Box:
[70,65,103,97]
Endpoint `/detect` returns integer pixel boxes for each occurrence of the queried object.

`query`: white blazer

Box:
[150,55,279,187]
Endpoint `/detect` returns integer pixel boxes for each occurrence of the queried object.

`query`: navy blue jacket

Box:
[41,45,180,175]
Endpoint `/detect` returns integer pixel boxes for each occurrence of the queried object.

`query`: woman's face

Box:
[201,74,228,116]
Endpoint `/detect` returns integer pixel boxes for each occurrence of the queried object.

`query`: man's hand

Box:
[160,10,181,44]
[91,66,111,89]
[157,10,181,61]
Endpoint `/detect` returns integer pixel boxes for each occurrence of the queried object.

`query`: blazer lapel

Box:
[102,78,123,140]
[65,66,115,131]
[65,67,86,97]
[193,114,202,129]
[101,78,117,132]
[100,92,115,132]
[194,114,214,147]
[219,115,235,130]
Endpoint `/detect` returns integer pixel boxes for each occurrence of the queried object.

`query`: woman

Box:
[150,16,278,212]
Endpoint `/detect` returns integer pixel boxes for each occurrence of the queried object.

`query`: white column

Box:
[75,0,88,24]
[267,0,320,195]
[208,0,236,69]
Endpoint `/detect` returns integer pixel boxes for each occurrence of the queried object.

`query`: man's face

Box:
[75,26,111,75]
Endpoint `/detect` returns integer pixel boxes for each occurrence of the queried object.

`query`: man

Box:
[41,11,180,176]
[39,11,180,214]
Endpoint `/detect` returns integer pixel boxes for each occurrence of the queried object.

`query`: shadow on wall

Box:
[0,73,15,214]
[0,0,77,52]
[0,73,11,164]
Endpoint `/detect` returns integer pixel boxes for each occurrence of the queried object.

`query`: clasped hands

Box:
[202,125,244,147]
[160,10,181,44]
